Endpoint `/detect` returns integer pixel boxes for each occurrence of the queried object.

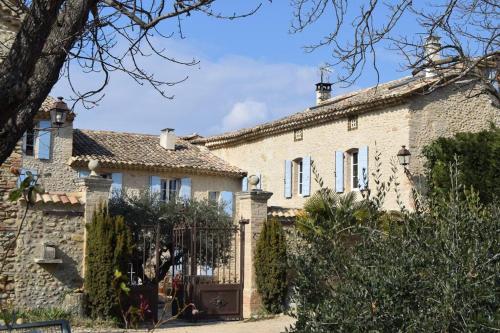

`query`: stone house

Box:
[19,102,244,207]
[198,71,499,212]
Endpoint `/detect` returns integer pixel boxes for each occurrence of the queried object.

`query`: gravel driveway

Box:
[75,315,295,333]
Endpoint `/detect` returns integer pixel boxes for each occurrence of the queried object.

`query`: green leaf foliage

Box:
[85,204,133,320]
[422,125,500,204]
[288,185,500,332]
[254,218,287,314]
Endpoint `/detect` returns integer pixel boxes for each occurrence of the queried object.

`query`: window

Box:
[161,179,179,202]
[294,128,303,141]
[348,116,358,131]
[298,160,304,195]
[208,191,219,202]
[24,128,35,156]
[351,151,359,189]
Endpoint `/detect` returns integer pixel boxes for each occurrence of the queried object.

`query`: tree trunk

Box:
[0,0,95,165]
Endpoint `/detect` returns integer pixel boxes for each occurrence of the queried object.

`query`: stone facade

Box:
[0,3,20,62]
[210,82,499,211]
[22,118,80,193]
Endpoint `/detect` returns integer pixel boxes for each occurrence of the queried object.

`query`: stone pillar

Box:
[235,189,273,318]
[75,175,112,273]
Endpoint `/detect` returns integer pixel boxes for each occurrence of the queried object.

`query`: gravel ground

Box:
[74,315,295,333]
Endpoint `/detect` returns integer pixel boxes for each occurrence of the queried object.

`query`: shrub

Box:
[422,125,500,204]
[85,204,132,320]
[288,177,499,331]
[18,308,71,322]
[254,218,287,314]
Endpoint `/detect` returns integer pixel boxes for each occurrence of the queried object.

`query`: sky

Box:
[52,0,420,137]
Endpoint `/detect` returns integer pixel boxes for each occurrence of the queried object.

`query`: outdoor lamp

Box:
[397,145,411,166]
[49,97,69,127]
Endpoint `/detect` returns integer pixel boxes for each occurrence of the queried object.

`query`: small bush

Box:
[85,204,133,320]
[18,308,71,322]
[254,218,287,314]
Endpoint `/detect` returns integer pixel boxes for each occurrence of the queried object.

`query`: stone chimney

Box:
[315,82,332,105]
[424,35,441,78]
[160,128,176,150]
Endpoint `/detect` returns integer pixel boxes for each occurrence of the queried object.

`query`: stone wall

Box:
[0,5,20,62]
[408,81,499,177]
[14,202,85,309]
[0,144,22,301]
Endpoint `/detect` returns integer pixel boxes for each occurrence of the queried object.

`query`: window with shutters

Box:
[24,127,35,156]
[161,179,180,202]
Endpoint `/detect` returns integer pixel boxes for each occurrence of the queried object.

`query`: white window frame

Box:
[298,159,304,195]
[24,128,35,157]
[351,151,359,190]
[208,191,219,202]
[161,179,180,202]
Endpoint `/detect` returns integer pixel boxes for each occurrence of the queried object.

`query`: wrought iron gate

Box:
[172,220,246,320]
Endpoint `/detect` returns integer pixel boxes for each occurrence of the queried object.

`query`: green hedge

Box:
[254,218,287,314]
[422,125,500,204]
[289,186,500,331]
[85,204,132,320]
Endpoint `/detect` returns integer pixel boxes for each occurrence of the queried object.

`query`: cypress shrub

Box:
[254,218,287,314]
[85,204,132,320]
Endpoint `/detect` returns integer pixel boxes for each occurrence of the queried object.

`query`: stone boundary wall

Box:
[14,202,85,309]
[0,145,22,301]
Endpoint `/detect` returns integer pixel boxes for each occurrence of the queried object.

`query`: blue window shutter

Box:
[150,176,161,194]
[302,157,311,197]
[242,176,248,192]
[358,146,369,190]
[37,120,52,160]
[179,178,192,201]
[284,160,292,198]
[220,191,234,217]
[335,151,344,193]
[78,170,90,178]
[111,173,123,196]
[257,173,262,190]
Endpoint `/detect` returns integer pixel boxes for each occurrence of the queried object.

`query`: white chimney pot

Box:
[160,128,176,150]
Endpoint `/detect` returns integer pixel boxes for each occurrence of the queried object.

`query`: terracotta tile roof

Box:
[21,192,84,205]
[194,74,453,148]
[69,129,246,177]
[268,206,301,224]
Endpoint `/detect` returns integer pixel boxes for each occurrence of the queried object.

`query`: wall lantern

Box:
[397,145,411,167]
[49,97,70,128]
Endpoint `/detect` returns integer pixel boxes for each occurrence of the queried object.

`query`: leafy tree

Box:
[288,170,499,332]
[85,204,133,320]
[254,218,287,314]
[108,191,233,282]
[422,125,500,204]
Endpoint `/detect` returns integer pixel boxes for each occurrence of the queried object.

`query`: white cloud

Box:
[221,100,268,131]
[52,39,321,136]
